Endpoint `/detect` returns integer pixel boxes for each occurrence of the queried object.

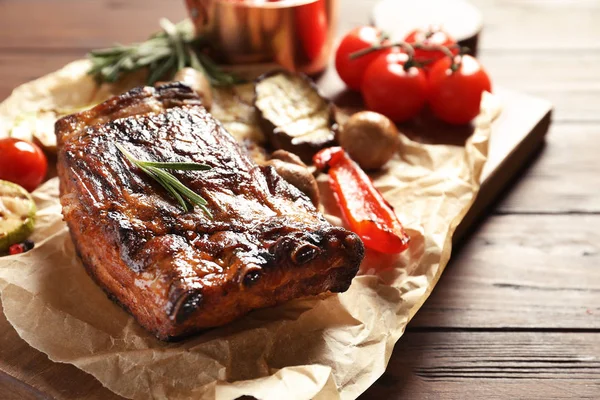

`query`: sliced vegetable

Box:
[314,147,409,254]
[254,71,336,163]
[0,180,37,253]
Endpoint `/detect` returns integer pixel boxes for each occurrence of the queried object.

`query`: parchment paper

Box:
[0,60,497,400]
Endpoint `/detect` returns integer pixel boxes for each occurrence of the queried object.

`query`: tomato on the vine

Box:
[335,26,389,91]
[428,55,492,125]
[0,138,48,192]
[404,27,459,71]
[361,50,428,122]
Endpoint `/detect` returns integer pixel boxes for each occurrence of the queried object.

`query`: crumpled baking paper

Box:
[0,60,496,400]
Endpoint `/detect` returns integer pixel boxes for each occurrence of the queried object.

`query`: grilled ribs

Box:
[56,83,364,340]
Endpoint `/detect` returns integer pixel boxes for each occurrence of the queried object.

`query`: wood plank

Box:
[2,0,600,52]
[0,371,47,400]
[369,0,600,51]
[0,53,82,101]
[479,52,600,123]
[496,123,600,213]
[0,0,186,51]
[413,214,600,329]
[479,52,600,122]
[473,0,600,52]
[361,331,600,399]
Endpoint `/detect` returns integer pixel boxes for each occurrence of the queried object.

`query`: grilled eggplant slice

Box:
[254,71,336,163]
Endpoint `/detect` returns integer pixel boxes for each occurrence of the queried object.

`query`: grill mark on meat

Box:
[57,83,364,340]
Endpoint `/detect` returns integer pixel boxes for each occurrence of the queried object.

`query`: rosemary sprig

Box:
[115,143,212,217]
[88,19,242,86]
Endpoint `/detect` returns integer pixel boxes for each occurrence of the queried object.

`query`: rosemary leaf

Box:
[115,143,211,216]
[89,46,131,57]
[151,168,209,206]
[87,18,242,87]
[160,18,186,71]
[188,50,204,72]
[138,161,211,170]
[146,54,176,85]
[137,47,172,66]
[142,165,190,212]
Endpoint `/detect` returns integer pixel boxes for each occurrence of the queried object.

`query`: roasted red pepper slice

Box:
[314,147,410,254]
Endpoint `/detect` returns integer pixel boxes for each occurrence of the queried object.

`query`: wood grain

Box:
[479,53,600,123]
[0,371,46,400]
[0,0,186,51]
[361,331,600,399]
[2,0,600,52]
[496,124,600,213]
[0,53,81,101]
[414,214,600,329]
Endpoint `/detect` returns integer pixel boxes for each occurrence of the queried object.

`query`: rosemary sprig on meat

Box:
[115,143,212,217]
[88,19,241,86]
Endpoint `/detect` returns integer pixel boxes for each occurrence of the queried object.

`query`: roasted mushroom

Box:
[263,150,320,207]
[254,71,336,163]
[338,111,401,170]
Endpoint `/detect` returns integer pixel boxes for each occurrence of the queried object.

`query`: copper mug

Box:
[185,0,338,75]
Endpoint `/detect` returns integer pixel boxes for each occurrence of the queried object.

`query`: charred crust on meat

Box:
[242,270,262,287]
[291,243,320,265]
[168,287,204,324]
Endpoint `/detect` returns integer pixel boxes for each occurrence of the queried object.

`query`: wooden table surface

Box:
[1,0,599,399]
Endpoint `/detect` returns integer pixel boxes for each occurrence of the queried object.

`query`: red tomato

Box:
[404,27,458,70]
[0,138,48,192]
[361,50,428,122]
[428,55,492,125]
[335,26,388,91]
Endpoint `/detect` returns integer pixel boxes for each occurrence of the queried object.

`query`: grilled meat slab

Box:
[56,84,364,340]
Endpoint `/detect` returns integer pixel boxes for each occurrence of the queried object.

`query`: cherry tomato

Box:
[428,55,492,125]
[404,27,458,71]
[0,138,48,192]
[361,50,428,122]
[335,26,389,91]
